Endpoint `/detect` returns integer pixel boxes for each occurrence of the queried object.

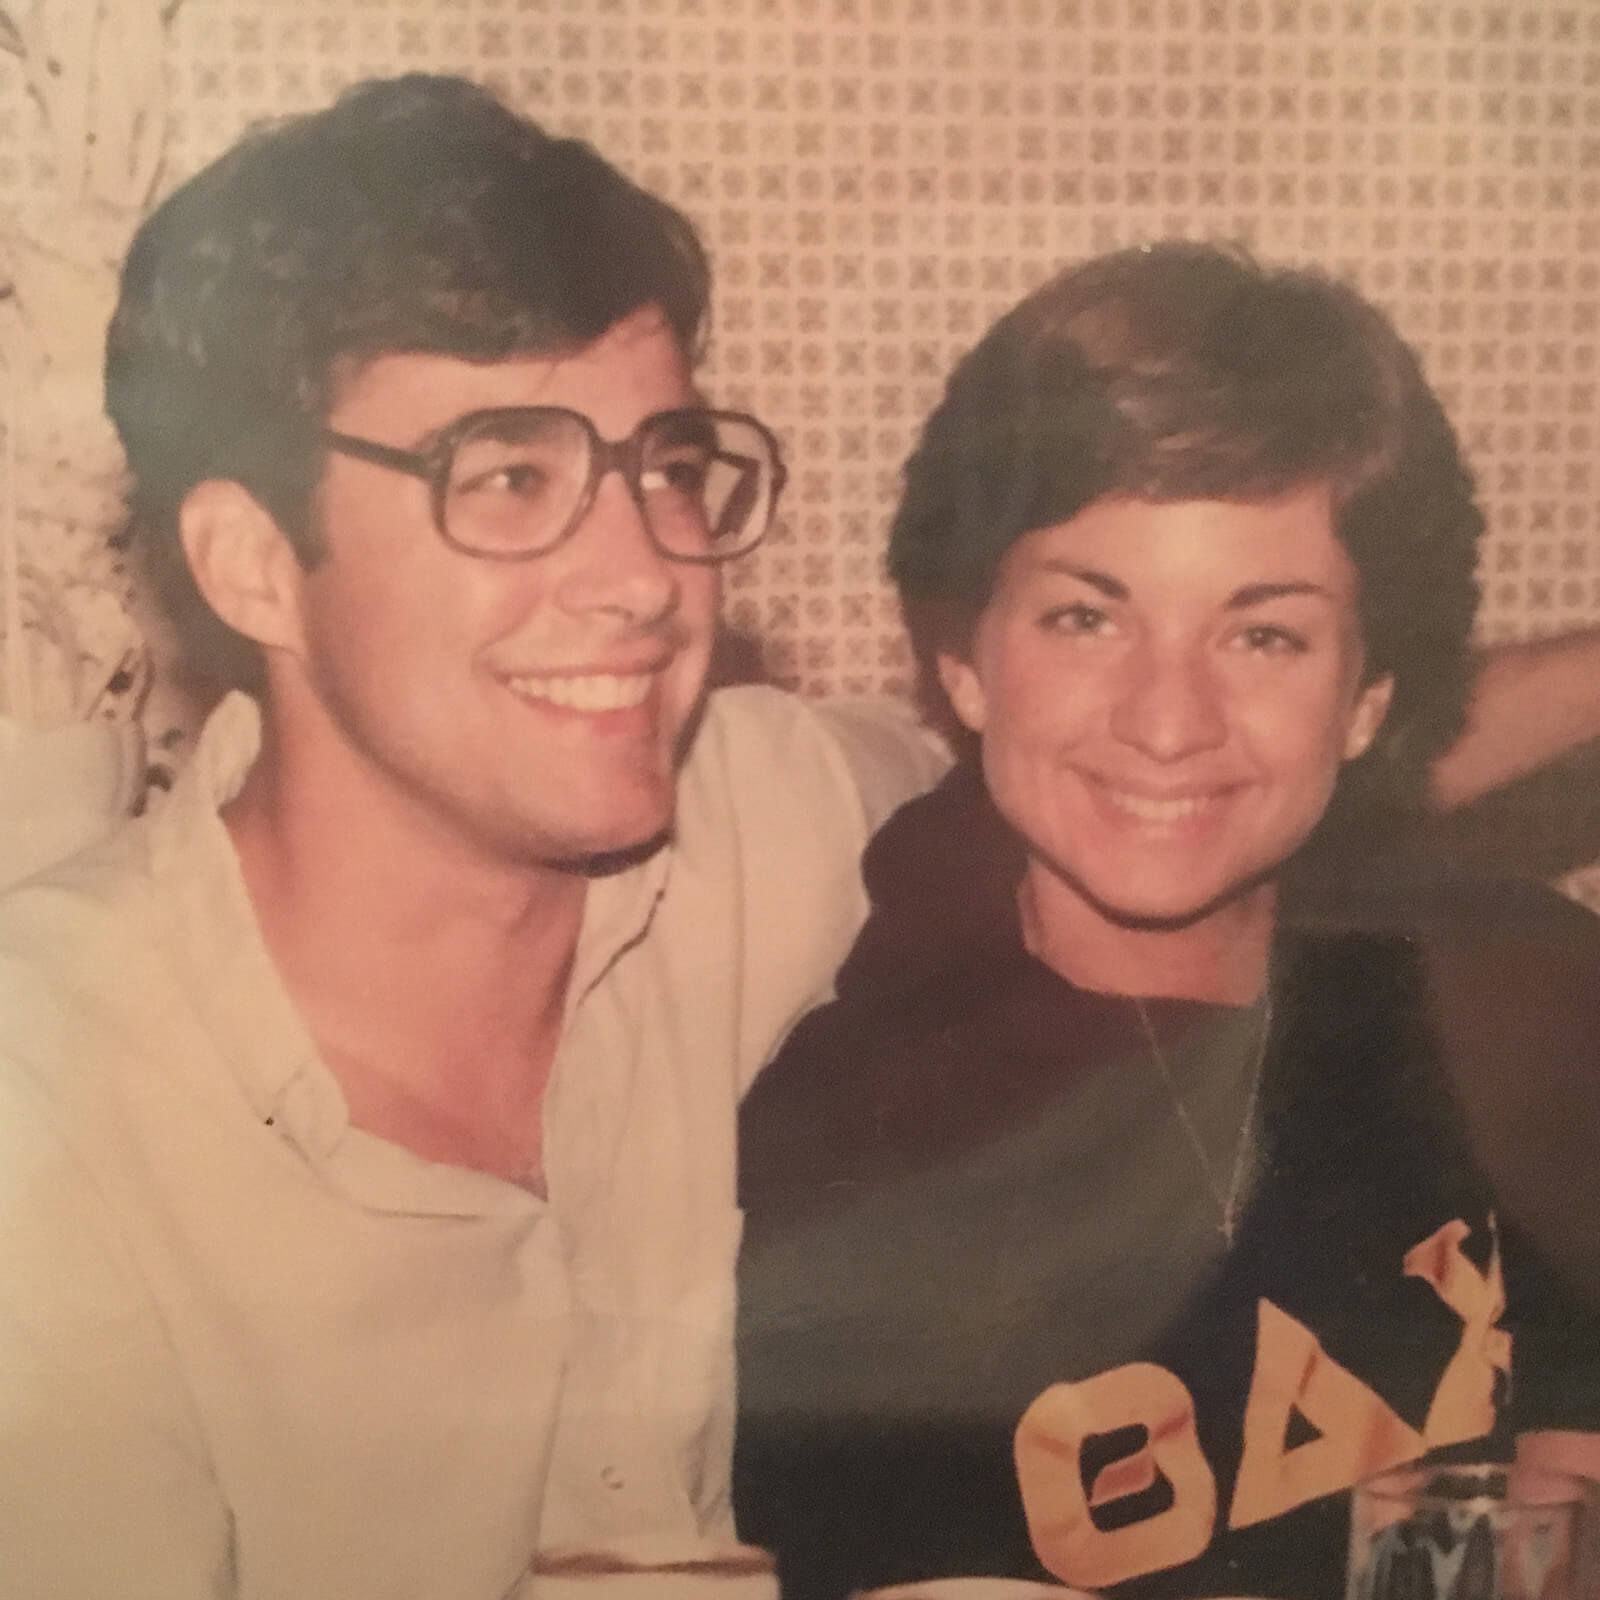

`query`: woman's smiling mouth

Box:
[1081,772,1244,828]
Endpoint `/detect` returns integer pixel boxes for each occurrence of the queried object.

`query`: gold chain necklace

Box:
[1132,992,1272,1248]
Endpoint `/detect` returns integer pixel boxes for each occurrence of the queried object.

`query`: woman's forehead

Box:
[996,488,1359,602]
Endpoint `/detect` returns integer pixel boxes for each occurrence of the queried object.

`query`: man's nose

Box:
[1108,641,1228,761]
[554,468,680,624]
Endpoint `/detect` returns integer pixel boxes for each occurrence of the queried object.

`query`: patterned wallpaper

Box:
[1,0,1597,729]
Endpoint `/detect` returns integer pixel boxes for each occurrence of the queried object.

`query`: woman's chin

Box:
[1061,863,1279,935]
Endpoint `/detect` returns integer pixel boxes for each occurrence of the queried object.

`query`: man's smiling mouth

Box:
[504,672,655,712]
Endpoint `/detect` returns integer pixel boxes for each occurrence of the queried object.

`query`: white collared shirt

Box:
[0,685,944,1600]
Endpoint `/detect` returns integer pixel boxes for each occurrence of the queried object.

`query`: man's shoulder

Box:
[0,699,250,984]
[689,686,946,833]
[691,683,834,762]
[0,812,180,1092]
[0,813,156,975]
[658,690,940,1046]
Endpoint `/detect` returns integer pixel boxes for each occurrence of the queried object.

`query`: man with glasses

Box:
[324,406,784,571]
[0,75,942,1598]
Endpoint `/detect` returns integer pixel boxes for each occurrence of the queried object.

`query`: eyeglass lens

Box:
[442,409,777,559]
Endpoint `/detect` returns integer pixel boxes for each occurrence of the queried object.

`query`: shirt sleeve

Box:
[0,1067,233,1599]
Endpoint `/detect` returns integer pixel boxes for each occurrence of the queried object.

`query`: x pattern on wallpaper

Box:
[0,0,1596,721]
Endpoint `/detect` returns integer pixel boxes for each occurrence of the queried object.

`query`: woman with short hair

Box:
[734,243,1600,1600]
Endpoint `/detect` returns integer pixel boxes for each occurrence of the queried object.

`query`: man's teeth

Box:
[1104,788,1213,823]
[508,673,653,711]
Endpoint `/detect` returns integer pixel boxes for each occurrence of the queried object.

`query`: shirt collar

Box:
[565,844,674,1021]
[148,692,342,1145]
[150,691,678,1143]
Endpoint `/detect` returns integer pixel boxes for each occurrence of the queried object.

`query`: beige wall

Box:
[2,0,1596,742]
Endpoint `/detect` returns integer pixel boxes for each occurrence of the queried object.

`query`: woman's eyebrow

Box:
[1226,580,1336,609]
[1030,564,1337,609]
[1034,559,1128,600]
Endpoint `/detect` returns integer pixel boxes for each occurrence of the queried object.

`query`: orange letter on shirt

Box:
[1403,1218,1510,1448]
[1229,1300,1425,1530]
[1015,1363,1216,1589]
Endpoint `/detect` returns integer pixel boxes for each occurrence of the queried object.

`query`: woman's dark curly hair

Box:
[889,241,1483,837]
[105,74,711,696]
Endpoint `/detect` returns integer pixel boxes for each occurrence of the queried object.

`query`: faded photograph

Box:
[1,5,1598,1599]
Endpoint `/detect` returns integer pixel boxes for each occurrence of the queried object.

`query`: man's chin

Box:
[567,827,674,879]
[504,747,692,878]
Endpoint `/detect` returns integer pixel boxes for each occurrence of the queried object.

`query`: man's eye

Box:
[642,452,712,497]
[457,461,549,497]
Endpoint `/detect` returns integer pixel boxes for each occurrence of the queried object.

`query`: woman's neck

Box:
[1017,862,1276,1006]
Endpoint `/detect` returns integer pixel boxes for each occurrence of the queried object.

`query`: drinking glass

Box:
[1347,1460,1583,1600]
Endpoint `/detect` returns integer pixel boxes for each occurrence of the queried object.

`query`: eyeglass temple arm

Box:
[324,430,433,481]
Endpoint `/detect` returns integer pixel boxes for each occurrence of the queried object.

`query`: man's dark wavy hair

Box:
[888,241,1483,839]
[105,73,711,695]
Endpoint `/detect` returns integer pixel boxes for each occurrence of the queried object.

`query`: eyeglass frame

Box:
[323,404,788,564]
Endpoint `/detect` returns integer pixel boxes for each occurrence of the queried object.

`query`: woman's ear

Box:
[936,650,988,735]
[178,481,308,660]
[1343,672,1395,762]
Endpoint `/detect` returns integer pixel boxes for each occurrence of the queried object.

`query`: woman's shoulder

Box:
[737,951,1092,1222]
[736,974,932,1216]
[738,763,1027,1212]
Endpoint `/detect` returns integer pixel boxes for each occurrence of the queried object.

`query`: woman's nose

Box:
[1108,644,1228,762]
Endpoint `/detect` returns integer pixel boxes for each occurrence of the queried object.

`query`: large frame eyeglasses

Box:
[325,405,787,564]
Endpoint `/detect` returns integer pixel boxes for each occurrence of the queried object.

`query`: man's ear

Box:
[935,650,988,735]
[1343,672,1395,762]
[178,481,308,659]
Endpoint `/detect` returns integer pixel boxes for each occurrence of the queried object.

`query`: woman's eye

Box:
[1236,623,1309,655]
[1041,602,1112,637]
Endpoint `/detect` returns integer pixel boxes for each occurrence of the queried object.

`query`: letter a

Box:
[1230,1300,1425,1530]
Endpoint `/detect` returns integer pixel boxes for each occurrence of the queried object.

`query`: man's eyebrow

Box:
[1226,580,1336,608]
[405,408,499,456]
[408,420,456,455]
[1034,560,1128,600]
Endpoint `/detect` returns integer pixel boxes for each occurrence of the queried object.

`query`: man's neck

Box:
[222,708,590,1188]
